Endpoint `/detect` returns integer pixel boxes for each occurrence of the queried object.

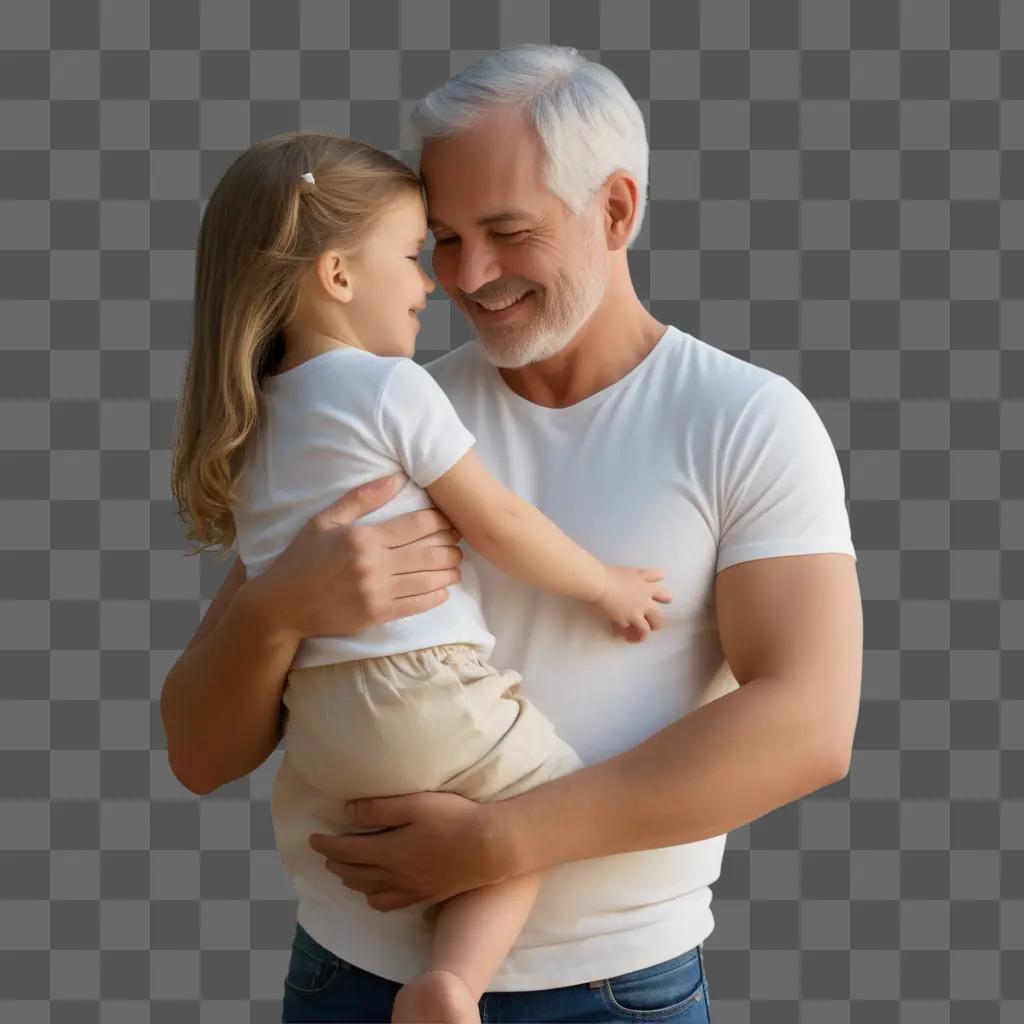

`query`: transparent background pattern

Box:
[1,1,1022,1021]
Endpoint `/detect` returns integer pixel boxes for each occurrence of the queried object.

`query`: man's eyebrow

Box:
[427,209,535,231]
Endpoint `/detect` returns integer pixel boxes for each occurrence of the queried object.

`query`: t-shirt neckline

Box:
[481,324,679,416]
[263,346,360,389]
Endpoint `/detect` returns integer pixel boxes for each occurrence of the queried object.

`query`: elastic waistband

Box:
[289,642,488,678]
[402,641,482,655]
[410,642,486,665]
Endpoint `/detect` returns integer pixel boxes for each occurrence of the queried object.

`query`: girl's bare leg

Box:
[390,870,544,1023]
[429,869,544,994]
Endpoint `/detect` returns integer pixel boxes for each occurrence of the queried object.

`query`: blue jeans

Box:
[282,922,712,1022]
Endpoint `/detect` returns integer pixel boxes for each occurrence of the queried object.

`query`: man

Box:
[161,44,861,1021]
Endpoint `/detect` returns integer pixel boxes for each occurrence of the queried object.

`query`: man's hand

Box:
[249,472,465,640]
[308,792,508,912]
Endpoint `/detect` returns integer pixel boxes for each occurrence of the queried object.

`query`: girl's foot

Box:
[391,969,480,1024]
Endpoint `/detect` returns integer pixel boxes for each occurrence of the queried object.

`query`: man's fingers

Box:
[318,473,408,527]
[323,862,389,893]
[310,832,385,866]
[367,890,415,912]
[385,540,463,577]
[377,588,451,624]
[389,568,462,600]
[400,527,462,549]
[374,508,455,549]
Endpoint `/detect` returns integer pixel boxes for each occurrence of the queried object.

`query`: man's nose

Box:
[455,241,502,297]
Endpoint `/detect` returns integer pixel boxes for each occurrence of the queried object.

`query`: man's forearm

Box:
[161,581,299,795]
[493,674,849,879]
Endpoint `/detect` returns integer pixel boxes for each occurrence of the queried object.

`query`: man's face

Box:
[419,108,608,368]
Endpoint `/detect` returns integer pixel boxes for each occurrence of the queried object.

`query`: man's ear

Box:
[603,172,640,251]
[315,249,355,304]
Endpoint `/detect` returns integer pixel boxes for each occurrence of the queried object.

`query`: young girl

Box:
[171,131,672,1023]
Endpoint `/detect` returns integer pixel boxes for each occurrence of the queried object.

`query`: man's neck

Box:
[497,296,667,410]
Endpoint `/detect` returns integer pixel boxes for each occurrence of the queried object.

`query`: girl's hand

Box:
[591,565,674,643]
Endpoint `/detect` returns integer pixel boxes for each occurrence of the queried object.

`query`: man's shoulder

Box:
[676,330,835,468]
[665,326,789,414]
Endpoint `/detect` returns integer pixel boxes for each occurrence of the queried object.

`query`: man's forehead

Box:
[426,207,537,231]
[418,114,553,229]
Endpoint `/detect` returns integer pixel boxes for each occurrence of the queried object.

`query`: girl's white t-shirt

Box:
[264,326,857,990]
[233,347,496,666]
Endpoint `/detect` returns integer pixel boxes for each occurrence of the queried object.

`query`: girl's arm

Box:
[426,449,669,635]
[428,449,605,602]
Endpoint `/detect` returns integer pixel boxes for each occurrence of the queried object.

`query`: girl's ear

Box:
[316,249,355,304]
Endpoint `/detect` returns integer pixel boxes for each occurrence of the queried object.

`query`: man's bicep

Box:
[714,553,863,760]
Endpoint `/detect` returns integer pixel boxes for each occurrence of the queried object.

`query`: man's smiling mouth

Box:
[472,290,534,312]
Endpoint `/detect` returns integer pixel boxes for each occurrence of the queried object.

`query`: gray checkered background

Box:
[1,0,1022,1020]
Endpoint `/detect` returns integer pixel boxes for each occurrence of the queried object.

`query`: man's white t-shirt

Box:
[271,325,857,990]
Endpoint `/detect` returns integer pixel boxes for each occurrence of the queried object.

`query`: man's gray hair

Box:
[409,44,649,247]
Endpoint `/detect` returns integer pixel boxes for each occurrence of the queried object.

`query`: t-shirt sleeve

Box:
[716,375,857,575]
[376,358,477,488]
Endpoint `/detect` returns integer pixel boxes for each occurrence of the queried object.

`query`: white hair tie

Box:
[300,171,315,184]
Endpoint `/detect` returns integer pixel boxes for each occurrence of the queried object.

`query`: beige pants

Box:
[272,643,737,921]
[278,643,584,841]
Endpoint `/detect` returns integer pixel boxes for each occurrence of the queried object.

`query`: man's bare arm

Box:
[160,473,464,795]
[160,557,296,794]
[487,552,863,877]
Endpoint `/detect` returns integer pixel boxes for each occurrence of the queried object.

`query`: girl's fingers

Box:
[652,589,673,603]
[645,608,663,631]
[641,569,665,581]
[618,620,639,642]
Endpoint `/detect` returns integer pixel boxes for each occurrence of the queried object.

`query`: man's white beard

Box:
[472,231,607,370]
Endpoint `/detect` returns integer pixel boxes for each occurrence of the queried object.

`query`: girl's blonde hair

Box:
[171,131,421,556]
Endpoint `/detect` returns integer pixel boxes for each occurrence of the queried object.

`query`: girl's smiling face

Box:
[340,190,436,357]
